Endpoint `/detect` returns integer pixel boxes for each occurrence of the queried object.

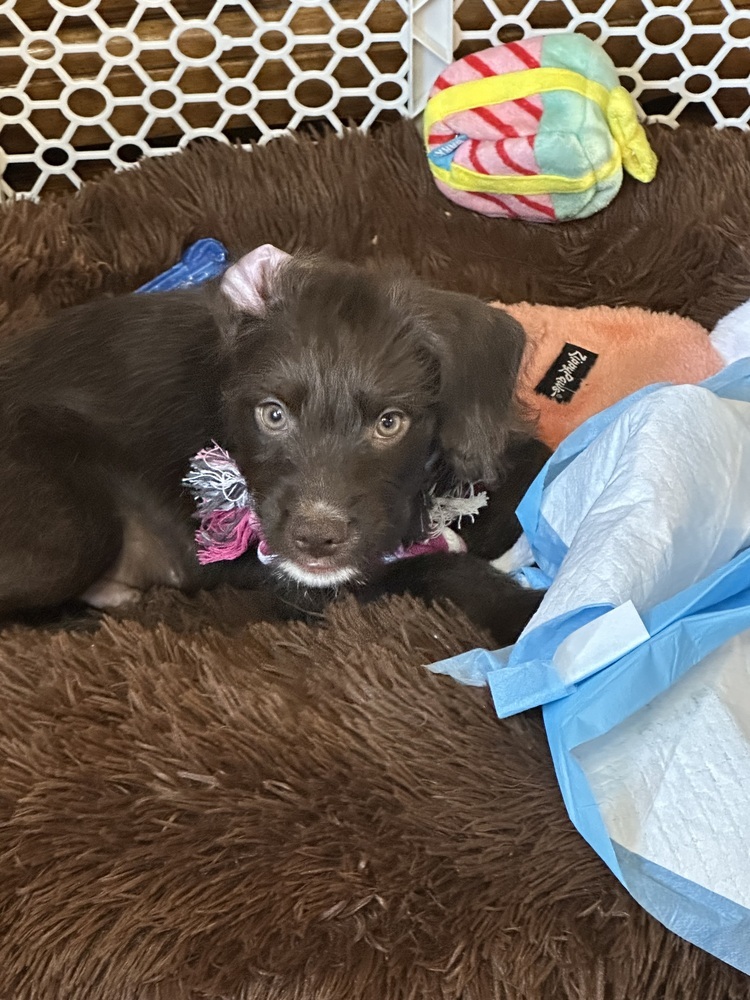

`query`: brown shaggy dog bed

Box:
[2,121,750,1000]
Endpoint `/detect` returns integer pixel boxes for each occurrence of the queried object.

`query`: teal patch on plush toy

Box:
[424,33,658,223]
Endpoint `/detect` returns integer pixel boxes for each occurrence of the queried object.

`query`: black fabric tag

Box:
[534,343,599,404]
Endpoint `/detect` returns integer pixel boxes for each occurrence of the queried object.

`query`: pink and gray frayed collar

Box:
[183,443,488,567]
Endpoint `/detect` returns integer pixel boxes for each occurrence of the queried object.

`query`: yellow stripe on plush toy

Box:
[423,68,611,135]
[424,34,658,223]
[607,86,657,183]
[430,150,622,195]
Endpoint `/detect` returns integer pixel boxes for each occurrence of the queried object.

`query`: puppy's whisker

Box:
[276,593,328,619]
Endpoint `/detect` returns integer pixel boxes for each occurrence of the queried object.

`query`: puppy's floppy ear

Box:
[220,244,292,314]
[416,288,527,484]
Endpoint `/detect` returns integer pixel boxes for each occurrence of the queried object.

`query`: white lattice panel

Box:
[454,0,750,129]
[0,0,435,198]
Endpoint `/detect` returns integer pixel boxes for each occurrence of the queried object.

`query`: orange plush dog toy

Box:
[497,302,723,449]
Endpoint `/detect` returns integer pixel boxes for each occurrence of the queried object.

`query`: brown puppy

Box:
[0,246,545,643]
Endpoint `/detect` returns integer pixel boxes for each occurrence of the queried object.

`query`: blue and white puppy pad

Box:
[430,358,750,974]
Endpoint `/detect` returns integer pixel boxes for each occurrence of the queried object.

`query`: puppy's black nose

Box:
[290,512,350,558]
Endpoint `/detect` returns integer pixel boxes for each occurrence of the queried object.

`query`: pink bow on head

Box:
[220,243,292,314]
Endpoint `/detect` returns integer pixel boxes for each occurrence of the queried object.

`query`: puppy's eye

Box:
[256,399,288,432]
[373,409,409,442]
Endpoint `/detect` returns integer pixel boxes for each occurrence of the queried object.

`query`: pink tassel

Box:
[384,528,467,563]
[196,508,264,565]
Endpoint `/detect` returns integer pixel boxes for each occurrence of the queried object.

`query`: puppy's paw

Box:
[363,552,544,648]
[81,578,143,610]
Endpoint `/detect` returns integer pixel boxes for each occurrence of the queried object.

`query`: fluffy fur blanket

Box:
[1,120,750,1000]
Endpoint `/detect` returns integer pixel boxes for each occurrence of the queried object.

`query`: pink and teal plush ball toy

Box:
[424,33,658,223]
